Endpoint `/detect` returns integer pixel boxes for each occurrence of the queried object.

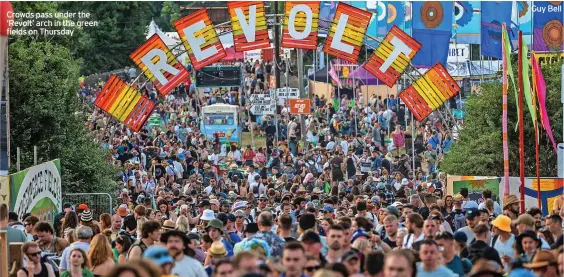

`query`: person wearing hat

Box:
[456,208,480,244]
[516,230,542,262]
[490,215,516,262]
[503,195,521,221]
[204,241,228,276]
[161,230,207,277]
[206,219,234,257]
[144,245,176,276]
[514,214,551,249]
[523,250,559,277]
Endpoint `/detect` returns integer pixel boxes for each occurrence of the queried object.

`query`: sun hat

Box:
[312,187,323,194]
[162,220,176,230]
[391,201,404,208]
[513,214,534,227]
[523,250,557,269]
[144,245,174,265]
[200,209,216,221]
[491,215,512,233]
[401,178,409,185]
[503,195,521,209]
[234,210,246,217]
[206,219,224,234]
[232,201,247,211]
[209,241,228,257]
[210,199,220,206]
[80,210,93,222]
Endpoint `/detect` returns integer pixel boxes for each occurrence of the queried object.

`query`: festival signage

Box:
[363,25,421,88]
[94,75,156,132]
[453,179,501,202]
[129,34,190,97]
[281,1,320,49]
[398,63,461,121]
[228,1,270,52]
[447,43,470,62]
[323,2,372,64]
[9,160,62,223]
[289,99,311,114]
[0,176,8,208]
[174,8,226,71]
[249,94,276,115]
[533,1,563,51]
[534,52,564,66]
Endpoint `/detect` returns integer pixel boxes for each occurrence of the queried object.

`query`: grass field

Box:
[241,131,267,148]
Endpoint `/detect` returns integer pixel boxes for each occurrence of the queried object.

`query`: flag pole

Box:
[518,31,526,214]
[501,23,510,197]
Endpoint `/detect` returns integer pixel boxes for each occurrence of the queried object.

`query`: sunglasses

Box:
[236,216,245,219]
[305,266,321,272]
[27,252,41,257]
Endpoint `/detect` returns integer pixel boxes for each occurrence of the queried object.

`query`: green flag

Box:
[502,26,519,131]
[520,39,537,126]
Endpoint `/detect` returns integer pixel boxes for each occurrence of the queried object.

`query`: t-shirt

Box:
[478,201,503,215]
[491,234,515,258]
[402,232,424,249]
[416,263,456,277]
[172,255,208,277]
[445,255,467,277]
[0,227,27,243]
[457,226,476,244]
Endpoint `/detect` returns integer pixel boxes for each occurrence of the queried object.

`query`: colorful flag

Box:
[481,1,512,59]
[411,1,453,68]
[501,23,510,196]
[454,1,480,44]
[328,61,342,88]
[533,1,563,51]
[520,38,537,127]
[502,24,519,130]
[531,52,558,151]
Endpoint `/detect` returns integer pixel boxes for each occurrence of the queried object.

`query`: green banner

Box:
[9,160,62,223]
[452,178,501,202]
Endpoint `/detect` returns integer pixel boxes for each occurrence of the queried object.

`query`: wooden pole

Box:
[1,231,8,277]
[518,31,526,214]
[502,23,510,197]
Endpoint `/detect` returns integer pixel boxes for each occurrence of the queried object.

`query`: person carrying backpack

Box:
[448,194,467,232]
[127,221,161,260]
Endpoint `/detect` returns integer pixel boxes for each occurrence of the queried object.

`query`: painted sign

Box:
[534,52,564,66]
[289,99,311,114]
[249,94,276,115]
[228,1,270,52]
[10,160,62,223]
[453,179,500,202]
[447,44,470,62]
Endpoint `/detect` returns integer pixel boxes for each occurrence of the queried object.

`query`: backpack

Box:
[252,183,259,194]
[453,212,467,231]
[466,244,487,264]
[128,240,148,257]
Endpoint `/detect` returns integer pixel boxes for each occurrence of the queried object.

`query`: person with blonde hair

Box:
[176,215,190,233]
[88,234,115,276]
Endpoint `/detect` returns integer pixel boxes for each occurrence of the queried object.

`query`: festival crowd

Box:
[1,59,563,277]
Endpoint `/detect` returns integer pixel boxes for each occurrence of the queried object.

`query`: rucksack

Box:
[453,212,467,231]
[252,184,259,194]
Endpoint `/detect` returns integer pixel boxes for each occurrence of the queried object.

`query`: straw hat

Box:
[503,195,521,209]
[523,250,557,269]
[208,241,227,257]
[312,187,323,194]
[162,220,175,230]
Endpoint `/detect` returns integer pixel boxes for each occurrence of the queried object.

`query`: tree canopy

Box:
[441,60,563,177]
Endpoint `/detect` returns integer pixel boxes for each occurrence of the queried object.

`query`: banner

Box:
[244,49,262,62]
[447,44,470,62]
[130,34,190,97]
[174,8,226,70]
[281,2,320,50]
[453,179,501,202]
[289,99,311,114]
[533,1,564,51]
[363,26,421,87]
[534,52,564,66]
[454,1,481,44]
[9,160,62,223]
[94,75,156,132]
[412,1,453,68]
[399,63,461,121]
[481,1,512,59]
[249,94,276,115]
[387,2,405,31]
[323,2,372,64]
[228,1,270,52]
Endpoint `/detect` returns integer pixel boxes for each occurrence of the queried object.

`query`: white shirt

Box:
[403,232,425,249]
[478,201,503,215]
[172,255,208,277]
[204,185,214,194]
[173,161,184,179]
[491,234,515,258]
[248,171,259,187]
[209,153,219,165]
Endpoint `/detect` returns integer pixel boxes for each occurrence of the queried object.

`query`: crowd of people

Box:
[2,58,563,277]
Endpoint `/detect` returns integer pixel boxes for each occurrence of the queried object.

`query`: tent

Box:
[221,47,244,62]
[348,64,385,85]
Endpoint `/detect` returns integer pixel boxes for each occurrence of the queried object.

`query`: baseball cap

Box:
[453,231,468,244]
[144,246,174,265]
[465,208,479,219]
[77,203,89,210]
[301,231,321,244]
[513,214,534,227]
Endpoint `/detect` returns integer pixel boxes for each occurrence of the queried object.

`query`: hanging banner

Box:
[398,63,461,121]
[323,2,372,64]
[363,25,421,88]
[533,1,563,51]
[534,52,564,66]
[10,160,61,224]
[411,1,453,68]
[94,75,156,132]
[244,49,262,62]
[454,1,480,44]
[480,1,512,59]
[250,94,276,115]
[289,99,311,114]
[228,1,270,52]
[174,8,226,71]
[130,34,190,97]
[282,2,320,49]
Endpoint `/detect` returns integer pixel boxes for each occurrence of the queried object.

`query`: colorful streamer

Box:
[531,52,558,151]
[398,63,461,121]
[501,23,510,196]
[521,38,537,127]
[93,75,155,132]
[502,25,520,131]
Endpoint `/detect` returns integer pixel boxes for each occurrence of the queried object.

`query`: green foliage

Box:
[441,61,563,177]
[160,2,181,31]
[8,40,118,193]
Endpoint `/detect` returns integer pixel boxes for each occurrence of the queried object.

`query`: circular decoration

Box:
[549,1,562,6]
[542,20,563,48]
[377,1,387,22]
[454,1,473,27]
[387,3,397,24]
[420,2,444,29]
[487,20,503,45]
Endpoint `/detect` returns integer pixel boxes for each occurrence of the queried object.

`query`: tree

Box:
[8,40,118,193]
[441,60,563,177]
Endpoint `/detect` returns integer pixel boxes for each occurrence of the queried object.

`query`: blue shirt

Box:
[446,255,468,276]
[416,263,456,277]
[221,238,234,257]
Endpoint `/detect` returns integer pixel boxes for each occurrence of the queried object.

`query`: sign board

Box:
[250,94,276,115]
[10,160,62,223]
[276,87,299,105]
[0,176,8,208]
[244,49,262,62]
[447,44,470,63]
[289,99,311,114]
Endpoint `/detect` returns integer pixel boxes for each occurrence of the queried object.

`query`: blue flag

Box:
[481,1,512,59]
[412,1,453,68]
